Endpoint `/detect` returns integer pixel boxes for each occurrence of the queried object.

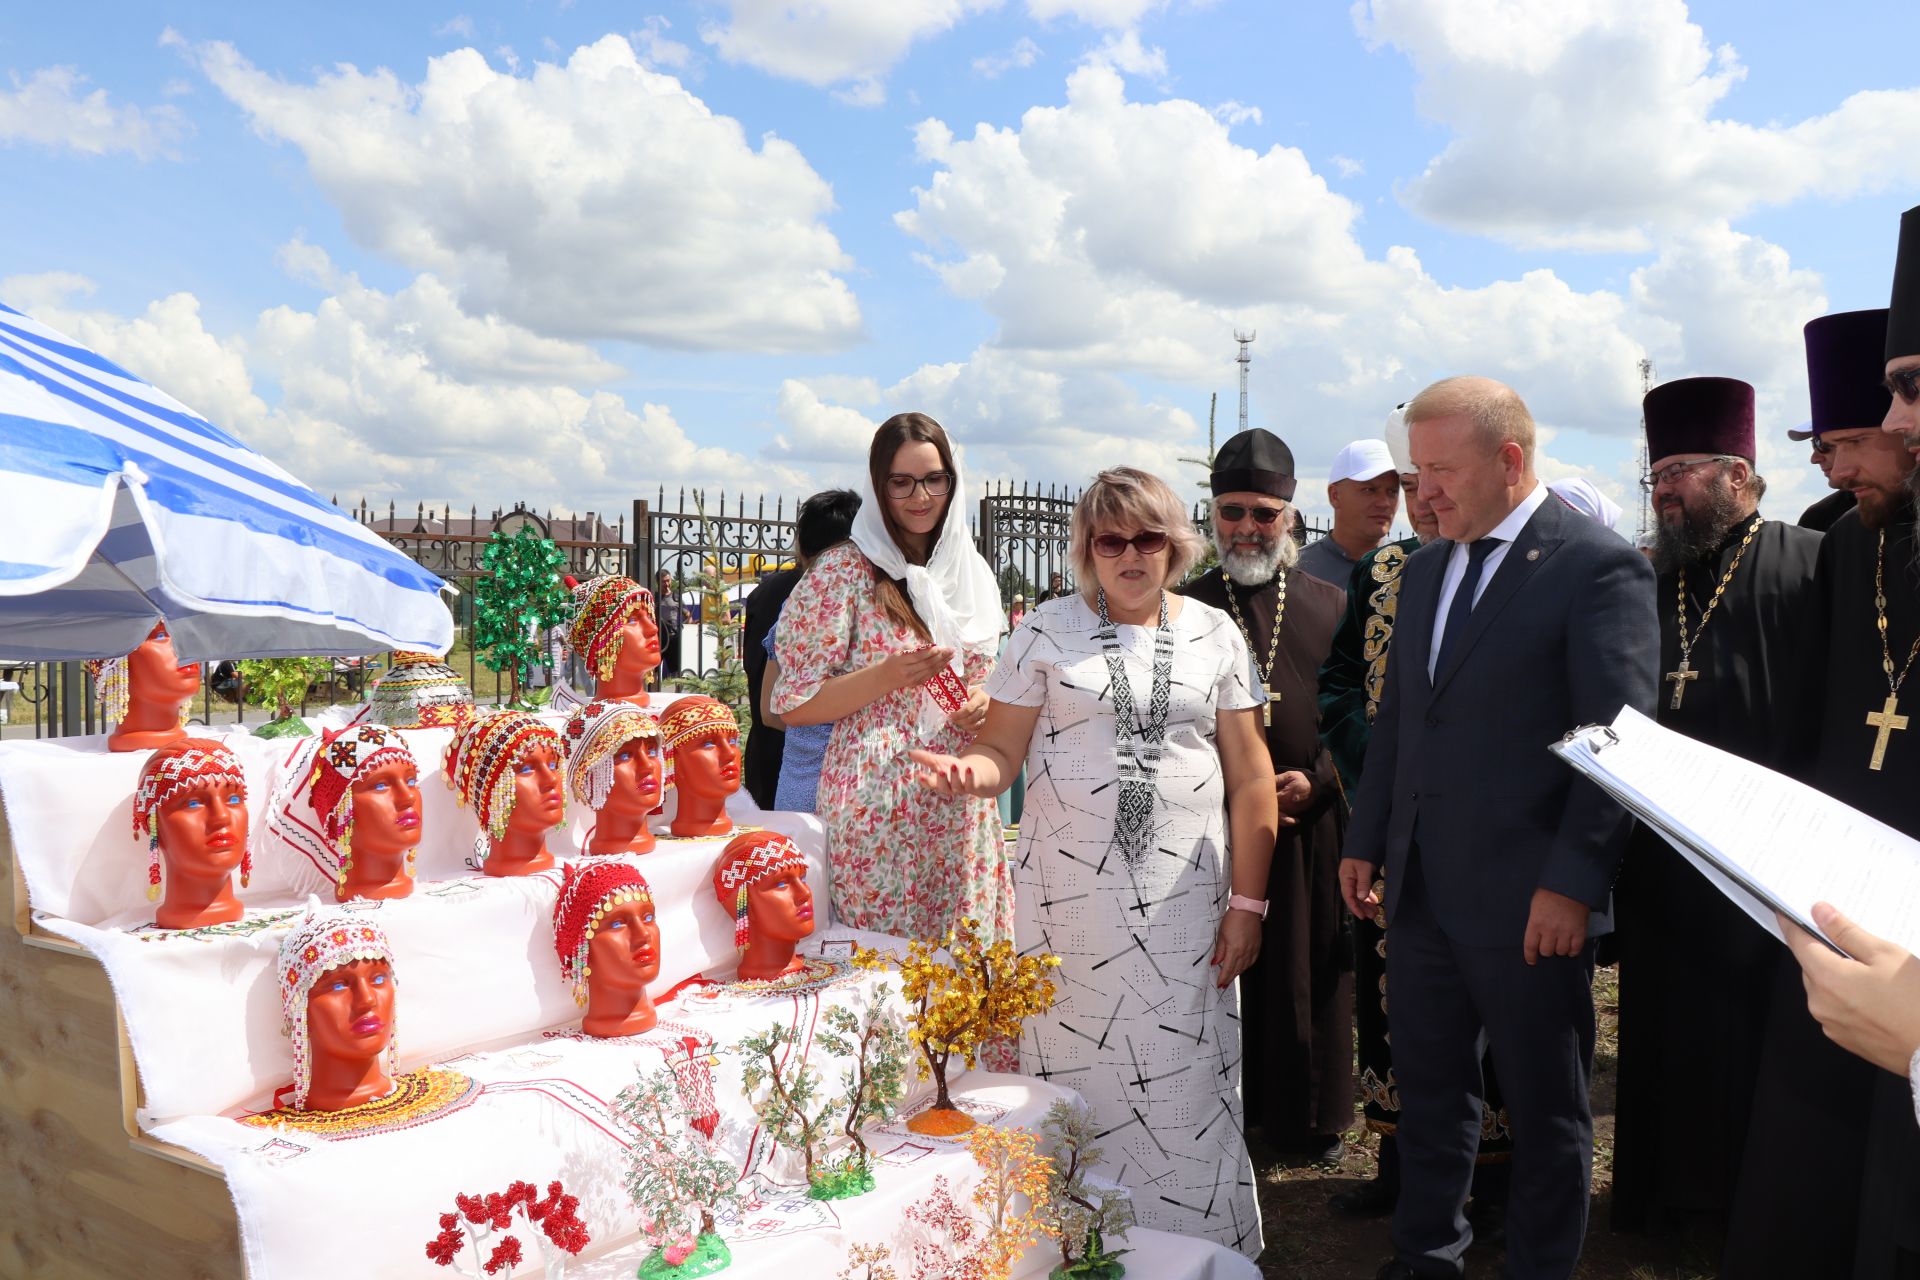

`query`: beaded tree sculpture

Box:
[422,1179,591,1279]
[897,1127,1053,1280]
[735,1022,842,1197]
[1036,1101,1135,1280]
[815,983,910,1199]
[853,921,1060,1136]
[614,1064,743,1278]
[471,524,572,703]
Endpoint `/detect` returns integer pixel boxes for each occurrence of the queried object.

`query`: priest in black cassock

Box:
[1609,376,1823,1245]
[1182,428,1354,1162]
[1318,407,1513,1228]
[1725,304,1907,1280]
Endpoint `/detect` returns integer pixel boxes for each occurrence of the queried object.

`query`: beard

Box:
[1649,480,1746,575]
[1213,523,1298,585]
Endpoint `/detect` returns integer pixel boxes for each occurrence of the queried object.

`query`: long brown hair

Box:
[868,412,957,640]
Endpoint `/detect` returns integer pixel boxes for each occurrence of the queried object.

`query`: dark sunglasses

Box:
[1214,503,1285,525]
[885,471,954,499]
[1092,530,1170,558]
[1885,367,1920,406]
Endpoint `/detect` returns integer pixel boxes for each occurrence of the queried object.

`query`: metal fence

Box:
[3,487,1333,738]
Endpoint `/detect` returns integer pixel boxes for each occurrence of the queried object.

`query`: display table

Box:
[0,726,1262,1279]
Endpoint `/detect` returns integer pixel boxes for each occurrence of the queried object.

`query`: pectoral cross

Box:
[1263,683,1279,727]
[1866,693,1910,771]
[1664,661,1699,710]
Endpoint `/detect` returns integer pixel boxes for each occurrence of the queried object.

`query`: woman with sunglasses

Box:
[909,466,1277,1256]
[771,413,1014,978]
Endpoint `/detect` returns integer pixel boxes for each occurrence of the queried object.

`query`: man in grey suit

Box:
[1340,376,1658,1280]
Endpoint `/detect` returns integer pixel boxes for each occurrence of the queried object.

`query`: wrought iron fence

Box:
[3,486,1336,739]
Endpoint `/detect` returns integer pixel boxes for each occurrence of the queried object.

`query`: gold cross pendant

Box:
[1665,662,1698,710]
[1263,683,1280,727]
[1867,693,1910,771]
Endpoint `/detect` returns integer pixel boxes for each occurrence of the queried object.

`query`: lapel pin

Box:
[1526,548,1540,561]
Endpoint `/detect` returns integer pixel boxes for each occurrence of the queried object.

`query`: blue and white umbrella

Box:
[0,301,453,662]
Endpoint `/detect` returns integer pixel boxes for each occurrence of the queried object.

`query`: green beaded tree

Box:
[1037,1100,1134,1279]
[470,525,571,705]
[736,1022,843,1196]
[235,657,329,738]
[815,983,910,1198]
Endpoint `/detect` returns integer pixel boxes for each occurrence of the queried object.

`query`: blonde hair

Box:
[1069,468,1205,592]
[1406,375,1537,460]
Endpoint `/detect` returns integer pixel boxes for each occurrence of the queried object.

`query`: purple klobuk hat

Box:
[1643,376,1755,464]
[1889,205,1920,363]
[1794,309,1893,441]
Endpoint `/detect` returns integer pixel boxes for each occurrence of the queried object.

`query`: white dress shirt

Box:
[1428,481,1549,681]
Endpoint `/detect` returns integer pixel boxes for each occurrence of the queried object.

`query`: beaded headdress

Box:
[134,737,250,903]
[362,651,475,729]
[711,831,808,954]
[442,709,566,861]
[565,576,655,681]
[277,901,398,1111]
[86,621,173,726]
[553,860,655,1006]
[561,699,662,812]
[269,726,417,894]
[658,695,739,794]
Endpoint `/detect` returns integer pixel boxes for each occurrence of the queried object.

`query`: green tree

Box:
[737,1021,842,1189]
[235,657,328,737]
[470,525,571,704]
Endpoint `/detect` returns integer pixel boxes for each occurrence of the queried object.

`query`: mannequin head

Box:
[554,860,659,1036]
[276,725,420,902]
[712,831,814,981]
[565,575,659,701]
[659,696,741,838]
[278,905,398,1111]
[91,622,200,752]
[562,700,663,856]
[362,651,474,729]
[443,710,566,875]
[135,738,250,929]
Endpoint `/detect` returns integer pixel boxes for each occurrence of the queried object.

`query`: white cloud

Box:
[434,16,476,39]
[974,36,1042,79]
[633,16,693,70]
[0,66,190,159]
[5,272,803,509]
[890,61,1840,520]
[1025,0,1185,28]
[700,0,999,105]
[1355,0,1920,250]
[1330,153,1363,178]
[1079,30,1167,81]
[182,34,862,352]
[1210,101,1262,127]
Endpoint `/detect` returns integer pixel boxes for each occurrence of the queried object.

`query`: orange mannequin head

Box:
[90,622,200,751]
[277,906,399,1111]
[554,860,660,1037]
[135,737,249,929]
[562,700,663,856]
[442,710,566,876]
[659,696,741,838]
[564,575,659,702]
[712,831,814,981]
[270,724,422,902]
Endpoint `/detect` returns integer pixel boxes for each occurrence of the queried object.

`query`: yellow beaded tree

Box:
[855,919,1060,1136]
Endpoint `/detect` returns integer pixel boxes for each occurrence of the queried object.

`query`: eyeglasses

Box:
[1091,531,1170,558]
[1214,503,1286,525]
[1885,367,1920,406]
[1811,438,1836,457]
[885,471,954,499]
[1640,456,1737,491]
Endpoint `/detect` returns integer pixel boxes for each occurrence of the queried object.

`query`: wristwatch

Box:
[1227,894,1269,920]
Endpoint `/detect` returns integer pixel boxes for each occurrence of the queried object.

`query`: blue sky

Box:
[4,0,1916,525]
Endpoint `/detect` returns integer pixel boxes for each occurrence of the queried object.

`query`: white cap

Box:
[1328,438,1398,485]
[1547,477,1625,533]
[1384,404,1413,474]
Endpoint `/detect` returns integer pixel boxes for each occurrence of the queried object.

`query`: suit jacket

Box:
[741,567,801,809]
[1345,492,1658,947]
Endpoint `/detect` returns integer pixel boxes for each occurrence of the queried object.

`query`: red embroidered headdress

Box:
[553,860,654,1006]
[711,830,808,954]
[134,737,249,902]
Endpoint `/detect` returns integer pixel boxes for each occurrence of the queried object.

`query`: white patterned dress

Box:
[985,592,1265,1257]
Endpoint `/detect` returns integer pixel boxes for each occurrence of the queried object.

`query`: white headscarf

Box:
[849,437,1005,659]
[1548,477,1625,533]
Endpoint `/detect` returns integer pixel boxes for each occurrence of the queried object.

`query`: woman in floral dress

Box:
[771,413,1013,952]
